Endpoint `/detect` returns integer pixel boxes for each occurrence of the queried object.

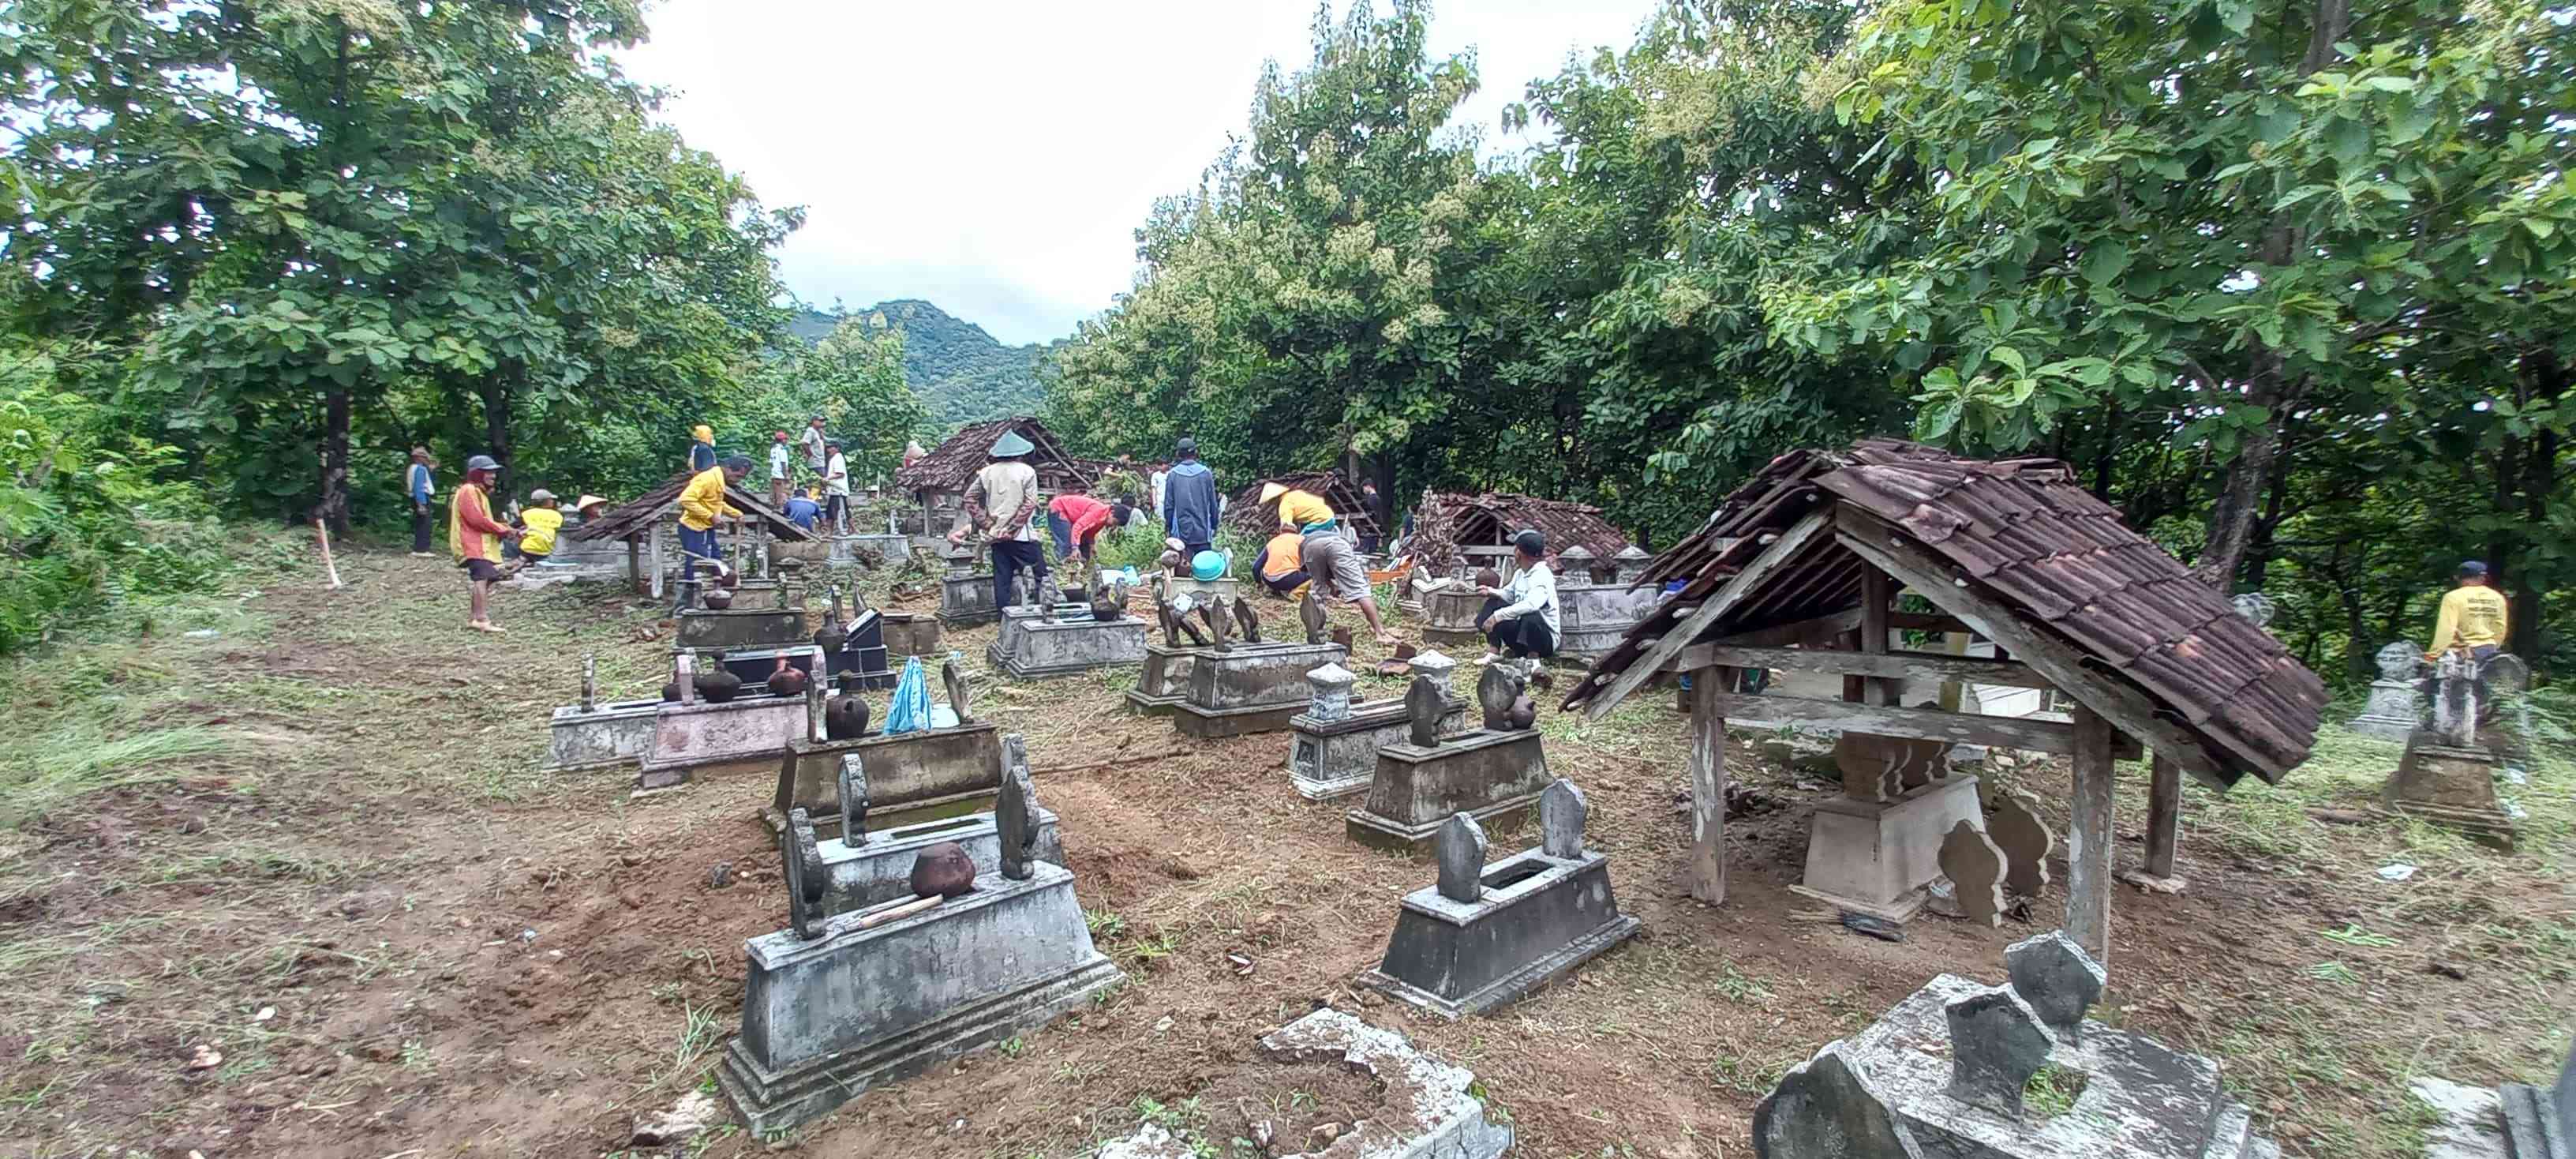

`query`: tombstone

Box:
[1361,777,1639,1018]
[1286,663,1466,801]
[2345,642,2424,741]
[2387,651,2518,849]
[1986,792,2054,900]
[1938,820,2008,928]
[942,652,974,724]
[1943,986,2055,1120]
[1612,545,1653,586]
[1348,662,1556,852]
[936,546,1000,627]
[1167,633,1350,740]
[998,736,1039,880]
[1795,729,1986,923]
[837,755,871,846]
[1230,596,1262,644]
[1555,545,1665,661]
[1414,650,1459,700]
[1407,674,1446,749]
[1477,662,1522,731]
[545,655,666,771]
[1752,1042,1927,1159]
[1300,585,1331,644]
[987,587,1149,679]
[2002,931,2105,1045]
[1307,663,1356,724]
[637,650,813,790]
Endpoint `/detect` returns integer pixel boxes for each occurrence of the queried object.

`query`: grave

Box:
[768,658,1007,835]
[1125,587,1226,715]
[1092,1009,1512,1159]
[2407,1034,2571,1159]
[1345,666,1553,851]
[880,610,943,661]
[829,531,914,568]
[1164,599,1347,738]
[1417,579,1486,652]
[718,738,1124,1135]
[2385,651,2519,850]
[987,592,1148,679]
[1752,929,2280,1159]
[673,605,808,652]
[637,651,812,790]
[936,546,1001,627]
[1788,730,1986,924]
[542,657,665,771]
[1552,545,1666,662]
[1286,651,1466,801]
[785,742,1065,921]
[2346,642,2426,742]
[1359,780,1640,1018]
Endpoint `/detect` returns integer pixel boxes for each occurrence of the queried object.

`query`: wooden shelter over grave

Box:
[566,469,817,594]
[1409,489,1631,580]
[1562,440,2327,961]
[892,418,1096,535]
[1225,471,1382,544]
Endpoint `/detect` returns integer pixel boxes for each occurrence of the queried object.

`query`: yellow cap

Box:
[692,424,713,441]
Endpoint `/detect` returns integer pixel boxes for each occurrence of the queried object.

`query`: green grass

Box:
[0,723,240,830]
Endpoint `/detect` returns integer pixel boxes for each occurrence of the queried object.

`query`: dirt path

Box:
[0,546,2568,1158]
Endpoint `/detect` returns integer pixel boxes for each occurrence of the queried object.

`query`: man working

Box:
[512,489,564,573]
[1047,491,1133,572]
[785,485,821,532]
[822,440,851,534]
[769,429,795,510]
[1162,437,1222,557]
[688,424,717,472]
[449,455,519,633]
[951,430,1047,607]
[2426,560,2510,663]
[406,446,437,557]
[802,416,829,478]
[1477,529,1559,662]
[676,454,749,613]
[1253,523,1307,597]
[1261,481,1396,645]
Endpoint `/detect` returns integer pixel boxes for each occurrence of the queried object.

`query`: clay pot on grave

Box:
[695,655,744,703]
[814,605,848,656]
[768,656,809,699]
[908,842,977,897]
[826,673,871,740]
[700,587,736,610]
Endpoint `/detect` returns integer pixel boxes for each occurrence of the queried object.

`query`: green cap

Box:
[990,430,1035,458]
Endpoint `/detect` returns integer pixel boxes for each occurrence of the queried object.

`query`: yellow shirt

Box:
[519,507,563,555]
[678,466,740,532]
[2427,584,2509,658]
[1277,489,1335,531]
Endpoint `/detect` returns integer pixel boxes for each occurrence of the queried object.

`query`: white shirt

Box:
[769,443,791,480]
[824,452,850,496]
[1149,470,1166,514]
[1492,561,1559,641]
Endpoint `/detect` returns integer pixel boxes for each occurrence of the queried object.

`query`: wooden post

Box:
[1687,665,1729,904]
[649,522,665,600]
[2143,754,2183,880]
[1859,568,1897,706]
[2065,705,2117,965]
[1938,630,1971,712]
[627,535,642,593]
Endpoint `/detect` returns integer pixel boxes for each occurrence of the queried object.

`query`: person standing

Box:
[801,416,829,478]
[1261,482,1397,644]
[769,429,794,510]
[406,446,437,557]
[2425,560,2510,663]
[688,424,717,473]
[822,440,852,534]
[951,431,1046,606]
[449,455,519,633]
[1477,529,1559,662]
[675,455,749,613]
[1046,491,1131,573]
[1162,437,1222,557]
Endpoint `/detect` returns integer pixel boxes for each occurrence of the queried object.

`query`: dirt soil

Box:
[0,543,2568,1159]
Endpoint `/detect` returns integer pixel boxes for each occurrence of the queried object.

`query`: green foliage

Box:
[734,317,930,492]
[798,301,1050,429]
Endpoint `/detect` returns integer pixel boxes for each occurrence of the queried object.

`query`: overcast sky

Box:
[618,1,1657,347]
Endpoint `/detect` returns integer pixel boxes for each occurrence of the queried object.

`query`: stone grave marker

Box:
[1477,662,1521,731]
[1942,986,2055,1121]
[1436,813,1487,903]
[1306,663,1356,724]
[1938,820,2008,928]
[1541,778,1587,859]
[1751,1041,1926,1159]
[1406,674,1446,749]
[1231,596,1261,643]
[1414,650,1458,699]
[2002,930,2105,1045]
[942,652,974,724]
[2346,642,2425,741]
[1986,791,2053,899]
[837,755,871,846]
[1300,586,1329,643]
[999,735,1039,880]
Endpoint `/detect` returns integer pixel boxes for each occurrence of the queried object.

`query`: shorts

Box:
[1299,531,1370,601]
[461,557,503,583]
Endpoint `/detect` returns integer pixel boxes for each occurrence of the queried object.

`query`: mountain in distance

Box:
[792,299,1051,429]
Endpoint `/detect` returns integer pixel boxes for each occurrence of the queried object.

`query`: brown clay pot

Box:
[908,842,976,898]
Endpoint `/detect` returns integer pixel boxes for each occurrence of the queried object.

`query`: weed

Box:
[0,724,238,830]
[2307,961,2362,985]
[1711,961,1773,1005]
[1085,907,1129,939]
[2320,923,2399,948]
[2023,1064,2084,1118]
[999,1035,1028,1059]
[399,1040,435,1075]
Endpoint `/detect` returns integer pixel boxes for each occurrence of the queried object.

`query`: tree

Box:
[736,317,928,493]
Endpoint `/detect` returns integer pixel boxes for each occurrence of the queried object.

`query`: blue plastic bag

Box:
[883,655,933,736]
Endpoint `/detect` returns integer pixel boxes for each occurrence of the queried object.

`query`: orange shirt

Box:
[1261,531,1304,578]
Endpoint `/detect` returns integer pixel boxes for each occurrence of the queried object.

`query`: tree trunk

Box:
[2091,399,2120,501]
[476,374,514,480]
[318,388,352,536]
[2244,418,2296,591]
[2507,347,2565,657]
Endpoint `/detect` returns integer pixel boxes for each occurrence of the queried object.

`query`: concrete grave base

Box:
[880,612,942,660]
[1172,640,1349,739]
[810,810,1063,919]
[1287,696,1467,801]
[1791,775,1983,922]
[1095,1009,1511,1159]
[937,571,999,627]
[987,610,1148,679]
[2385,731,2518,850]
[1173,700,1311,739]
[766,724,1004,838]
[1122,644,1212,716]
[543,698,664,771]
[1418,587,1484,653]
[1345,730,1552,853]
[673,606,808,652]
[637,698,809,790]
[717,860,1123,1135]
[1359,847,1638,1019]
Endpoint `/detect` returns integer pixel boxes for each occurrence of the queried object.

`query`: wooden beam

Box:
[1827,505,2229,784]
[2143,755,2183,880]
[1689,691,2141,758]
[1687,666,1728,904]
[2065,706,2117,965]
[1665,645,2053,690]
[1584,508,1833,720]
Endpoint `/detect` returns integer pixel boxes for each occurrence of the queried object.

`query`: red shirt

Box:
[1050,493,1116,541]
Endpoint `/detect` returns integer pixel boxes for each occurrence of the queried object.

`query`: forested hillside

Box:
[794,301,1048,429]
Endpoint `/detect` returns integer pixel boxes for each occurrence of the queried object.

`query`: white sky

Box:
[619,1,1658,347]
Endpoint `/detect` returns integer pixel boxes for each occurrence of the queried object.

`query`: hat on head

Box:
[1259,482,1286,504]
[2458,560,2489,578]
[1513,527,1545,556]
[722,454,754,471]
[529,489,556,504]
[990,430,1036,458]
[574,493,607,512]
[1176,436,1197,457]
[1190,549,1226,582]
[465,454,500,474]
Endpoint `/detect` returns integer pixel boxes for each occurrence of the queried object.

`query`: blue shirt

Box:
[1163,460,1222,544]
[784,497,819,531]
[408,463,433,503]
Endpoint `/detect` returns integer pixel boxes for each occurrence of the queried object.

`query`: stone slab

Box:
[1286,695,1468,801]
[1361,848,1638,1019]
[2386,733,2518,850]
[1185,640,1349,711]
[1799,775,1983,914]
[718,860,1123,1135]
[2413,1076,2511,1159]
[1172,699,1310,740]
[544,698,664,771]
[810,809,1064,918]
[637,698,808,788]
[938,572,999,627]
[880,612,942,659]
[766,724,1005,836]
[1346,730,1552,852]
[1124,644,1214,715]
[673,606,810,652]
[987,614,1149,679]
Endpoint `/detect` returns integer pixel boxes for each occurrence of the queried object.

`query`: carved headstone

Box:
[1413,650,1458,700]
[579,655,598,712]
[1558,545,1599,585]
[1307,663,1357,723]
[1612,545,1653,585]
[837,754,871,846]
[2003,929,2106,1045]
[2348,642,2425,741]
[1938,820,2008,928]
[1477,662,1522,732]
[782,808,829,940]
[1406,674,1446,749]
[1751,1042,1927,1159]
[2432,651,2481,747]
[1436,812,1488,904]
[1541,778,1587,859]
[1231,596,1261,643]
[1986,792,2054,900]
[1330,625,1354,652]
[1301,586,1330,644]
[998,734,1040,881]
[1943,986,2055,1120]
[942,651,973,725]
[1200,601,1230,653]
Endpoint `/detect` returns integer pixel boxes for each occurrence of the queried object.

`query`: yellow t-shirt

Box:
[519,507,563,555]
[2427,584,2509,658]
[678,466,739,532]
[1277,489,1335,531]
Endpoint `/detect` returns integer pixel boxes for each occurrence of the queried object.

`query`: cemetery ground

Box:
[0,537,2570,1159]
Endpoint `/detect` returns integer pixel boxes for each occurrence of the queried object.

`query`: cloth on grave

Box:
[884,656,933,736]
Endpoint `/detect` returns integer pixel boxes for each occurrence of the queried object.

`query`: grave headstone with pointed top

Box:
[1541,779,1586,858]
[1943,986,2055,1120]
[1751,1042,1926,1159]
[1938,820,2008,928]
[1300,586,1331,644]
[1406,674,1447,749]
[998,735,1039,880]
[2003,930,2105,1045]
[942,652,974,724]
[838,755,871,846]
[1436,813,1487,903]
[1986,792,2053,899]
[1477,663,1522,732]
